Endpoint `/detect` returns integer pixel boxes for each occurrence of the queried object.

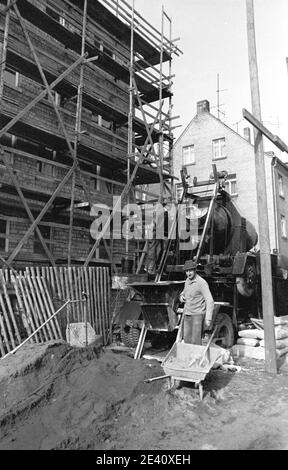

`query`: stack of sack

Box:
[232,315,288,360]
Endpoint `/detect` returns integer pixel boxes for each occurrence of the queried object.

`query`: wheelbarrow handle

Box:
[199,327,217,367]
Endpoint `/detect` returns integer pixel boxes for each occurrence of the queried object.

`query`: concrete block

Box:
[66,322,102,348]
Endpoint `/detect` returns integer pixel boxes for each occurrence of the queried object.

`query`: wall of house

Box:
[271,157,288,259]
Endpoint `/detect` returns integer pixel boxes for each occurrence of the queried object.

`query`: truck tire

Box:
[236,260,256,297]
[120,320,141,348]
[214,312,235,348]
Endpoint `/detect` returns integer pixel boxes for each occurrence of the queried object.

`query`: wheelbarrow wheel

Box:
[120,321,141,348]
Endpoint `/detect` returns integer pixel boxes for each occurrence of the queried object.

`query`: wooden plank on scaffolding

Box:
[41,277,63,338]
[0,272,21,344]
[20,273,44,342]
[84,267,92,326]
[88,267,95,330]
[67,267,76,323]
[97,267,104,340]
[49,267,56,299]
[92,267,98,334]
[72,267,80,322]
[30,269,55,340]
[102,268,108,345]
[63,267,72,322]
[59,267,66,301]
[106,268,111,344]
[53,267,62,300]
[12,274,34,342]
[36,276,61,340]
[80,268,86,323]
[26,271,46,342]
[76,267,82,323]
[0,288,15,350]
[0,322,6,356]
[0,277,8,354]
[100,268,107,344]
[93,268,101,337]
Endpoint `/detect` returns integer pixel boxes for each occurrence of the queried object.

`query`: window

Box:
[34,225,52,255]
[278,174,284,198]
[281,215,287,239]
[212,138,226,160]
[182,145,195,166]
[225,178,238,197]
[0,219,9,252]
[4,68,19,88]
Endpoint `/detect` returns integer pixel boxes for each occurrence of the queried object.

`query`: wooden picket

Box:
[0,266,110,358]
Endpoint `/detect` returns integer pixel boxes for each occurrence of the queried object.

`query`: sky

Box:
[134,0,288,160]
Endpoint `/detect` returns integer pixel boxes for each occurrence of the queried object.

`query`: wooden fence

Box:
[0,267,110,358]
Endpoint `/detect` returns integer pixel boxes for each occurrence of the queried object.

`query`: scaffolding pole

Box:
[68,0,88,267]
[0,0,10,108]
[125,0,135,259]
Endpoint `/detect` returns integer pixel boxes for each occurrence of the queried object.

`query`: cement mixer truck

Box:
[116,166,268,353]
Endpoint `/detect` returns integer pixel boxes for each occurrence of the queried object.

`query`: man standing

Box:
[179,259,214,345]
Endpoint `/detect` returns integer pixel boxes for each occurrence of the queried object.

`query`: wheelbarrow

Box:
[162,325,221,400]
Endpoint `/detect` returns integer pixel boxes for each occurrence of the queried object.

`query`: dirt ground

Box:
[0,340,288,450]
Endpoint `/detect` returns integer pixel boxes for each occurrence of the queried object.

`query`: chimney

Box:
[243,127,251,143]
[197,100,210,114]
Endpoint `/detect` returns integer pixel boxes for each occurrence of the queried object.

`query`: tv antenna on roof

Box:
[216,73,228,120]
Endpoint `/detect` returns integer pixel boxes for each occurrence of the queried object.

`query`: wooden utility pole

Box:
[246,0,277,374]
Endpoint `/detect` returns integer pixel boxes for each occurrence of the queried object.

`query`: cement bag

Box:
[260,338,288,350]
[238,329,264,340]
[275,325,288,340]
[237,338,260,347]
[277,346,288,358]
[274,315,288,326]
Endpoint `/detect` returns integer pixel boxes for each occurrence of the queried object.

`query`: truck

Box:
[116,165,288,355]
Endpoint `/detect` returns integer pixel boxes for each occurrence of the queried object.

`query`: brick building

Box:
[0,0,177,271]
[173,99,288,258]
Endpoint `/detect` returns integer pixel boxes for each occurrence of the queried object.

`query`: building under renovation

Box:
[0,0,181,356]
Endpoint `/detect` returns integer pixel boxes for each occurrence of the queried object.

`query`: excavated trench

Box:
[1,341,288,450]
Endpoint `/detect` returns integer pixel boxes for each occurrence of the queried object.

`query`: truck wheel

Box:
[120,321,141,348]
[236,261,256,297]
[214,313,235,348]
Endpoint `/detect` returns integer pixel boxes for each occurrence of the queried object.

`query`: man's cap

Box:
[183,259,198,271]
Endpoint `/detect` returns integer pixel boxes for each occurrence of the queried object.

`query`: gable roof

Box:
[174,110,255,149]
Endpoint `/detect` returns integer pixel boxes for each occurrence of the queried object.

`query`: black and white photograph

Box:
[0,0,287,453]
